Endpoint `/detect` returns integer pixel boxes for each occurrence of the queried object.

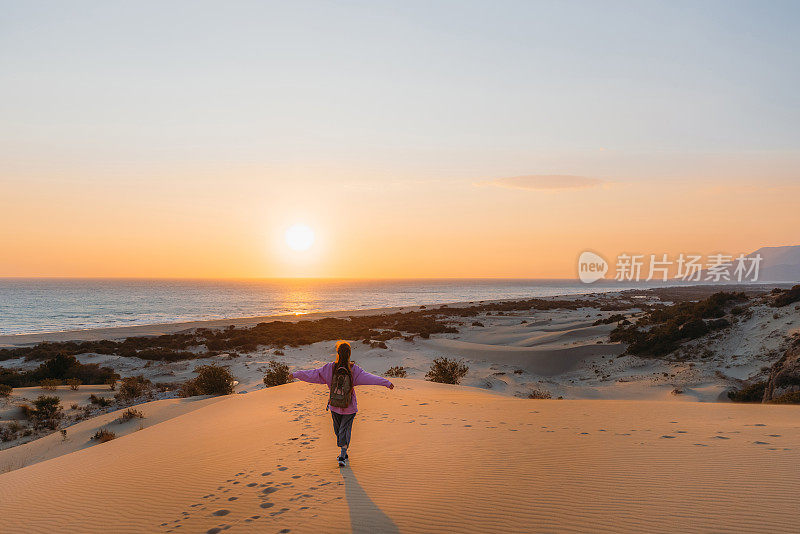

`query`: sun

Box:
[285,224,315,252]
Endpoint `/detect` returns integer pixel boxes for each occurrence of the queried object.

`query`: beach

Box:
[1,286,799,532]
[1,381,799,533]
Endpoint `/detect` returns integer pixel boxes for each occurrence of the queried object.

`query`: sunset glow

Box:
[285,225,315,252]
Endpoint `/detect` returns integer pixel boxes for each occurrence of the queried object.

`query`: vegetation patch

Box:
[385,366,407,378]
[610,292,747,357]
[773,284,800,307]
[92,428,116,442]
[425,357,469,385]
[727,381,767,403]
[181,365,235,396]
[119,408,144,422]
[0,354,119,388]
[262,361,292,388]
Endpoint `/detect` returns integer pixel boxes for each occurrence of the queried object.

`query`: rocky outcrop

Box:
[762,340,800,403]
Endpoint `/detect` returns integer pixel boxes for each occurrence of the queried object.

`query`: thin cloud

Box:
[483,174,605,191]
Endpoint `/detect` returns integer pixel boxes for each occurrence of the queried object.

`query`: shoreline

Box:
[1,282,789,347]
[0,290,624,348]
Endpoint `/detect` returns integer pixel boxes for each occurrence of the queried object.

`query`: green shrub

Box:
[262,361,292,387]
[189,364,235,396]
[727,381,766,403]
[425,357,469,385]
[385,366,407,378]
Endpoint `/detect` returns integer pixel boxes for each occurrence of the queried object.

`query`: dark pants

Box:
[331,412,355,448]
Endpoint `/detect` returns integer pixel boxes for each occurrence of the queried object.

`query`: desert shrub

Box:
[768,391,800,404]
[66,378,81,391]
[29,395,63,429]
[727,381,767,403]
[115,376,152,402]
[773,284,800,307]
[0,353,119,388]
[385,366,407,378]
[274,350,285,356]
[0,384,11,398]
[92,428,116,442]
[70,403,79,410]
[593,314,626,326]
[611,292,747,357]
[106,378,117,391]
[89,394,113,407]
[1,421,23,442]
[40,378,60,390]
[262,361,292,387]
[119,408,144,422]
[472,322,485,327]
[527,389,552,399]
[370,341,388,349]
[425,357,469,385]
[189,364,235,396]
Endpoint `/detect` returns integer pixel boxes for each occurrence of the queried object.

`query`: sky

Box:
[1,0,799,278]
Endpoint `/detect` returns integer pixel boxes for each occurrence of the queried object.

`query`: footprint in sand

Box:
[753,441,769,445]
[211,509,230,516]
[260,503,275,509]
[661,435,676,439]
[713,436,730,440]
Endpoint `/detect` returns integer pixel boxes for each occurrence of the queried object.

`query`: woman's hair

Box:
[335,341,352,367]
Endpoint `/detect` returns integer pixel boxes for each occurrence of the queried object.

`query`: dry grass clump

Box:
[1,421,24,442]
[40,379,60,391]
[0,384,11,399]
[425,357,469,385]
[527,389,553,399]
[66,378,81,391]
[385,366,407,378]
[119,408,144,422]
[92,428,116,442]
[89,393,113,407]
[262,361,292,388]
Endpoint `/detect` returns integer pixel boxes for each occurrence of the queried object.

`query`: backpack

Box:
[328,363,353,409]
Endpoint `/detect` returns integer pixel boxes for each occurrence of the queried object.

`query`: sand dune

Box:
[420,337,625,376]
[1,379,798,533]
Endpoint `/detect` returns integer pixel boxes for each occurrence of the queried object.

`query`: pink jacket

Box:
[293,362,393,414]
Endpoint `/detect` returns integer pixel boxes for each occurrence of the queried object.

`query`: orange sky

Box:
[2,161,798,278]
[2,3,799,278]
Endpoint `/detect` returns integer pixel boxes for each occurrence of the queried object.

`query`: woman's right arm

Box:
[292,366,328,384]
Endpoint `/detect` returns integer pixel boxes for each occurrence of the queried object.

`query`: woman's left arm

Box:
[353,367,394,389]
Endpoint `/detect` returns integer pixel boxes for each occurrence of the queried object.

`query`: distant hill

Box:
[749,245,800,282]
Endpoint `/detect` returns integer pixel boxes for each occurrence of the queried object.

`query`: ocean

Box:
[0,278,651,335]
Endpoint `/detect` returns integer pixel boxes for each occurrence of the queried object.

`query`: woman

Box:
[291,341,394,466]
